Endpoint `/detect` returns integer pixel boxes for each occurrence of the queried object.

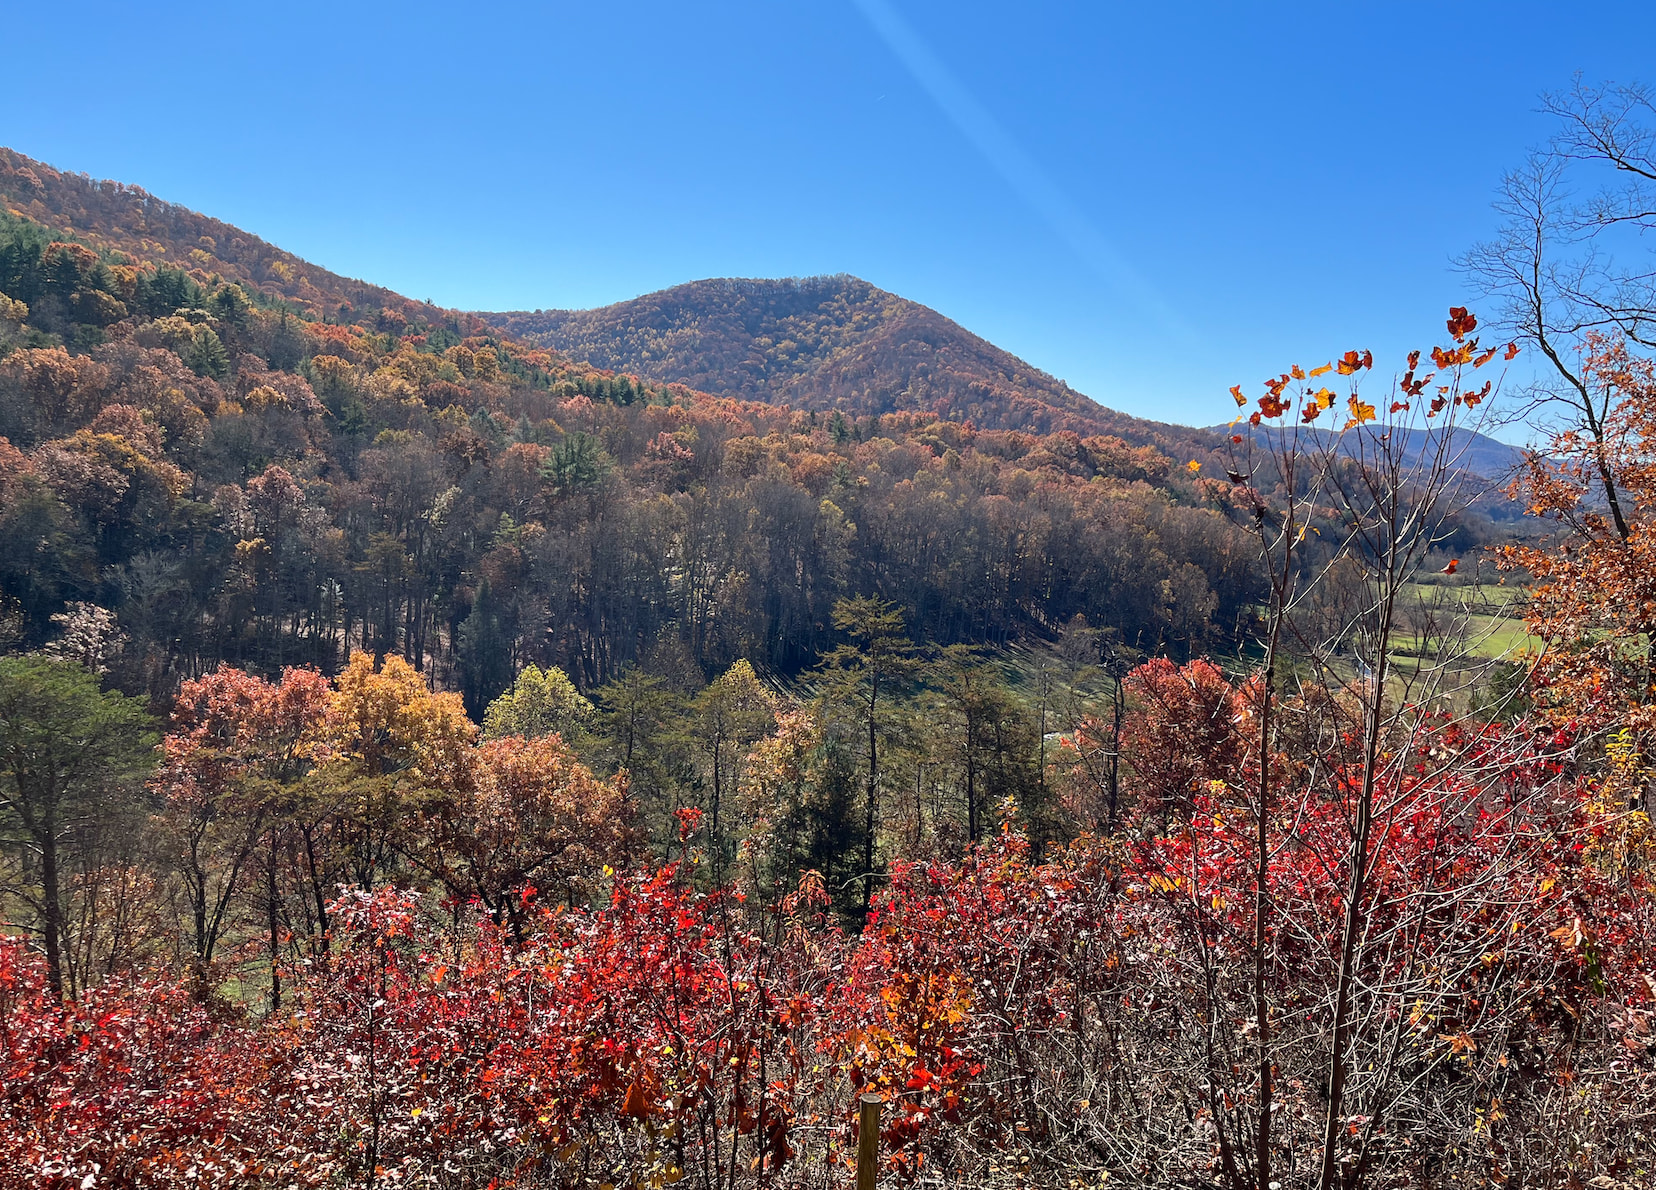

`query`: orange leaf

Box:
[1504,342,1520,360]
[1230,384,1247,407]
[1446,306,1477,342]
[1308,362,1334,378]
[1187,459,1202,473]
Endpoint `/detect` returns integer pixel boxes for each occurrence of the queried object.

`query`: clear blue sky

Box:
[6,1,1654,429]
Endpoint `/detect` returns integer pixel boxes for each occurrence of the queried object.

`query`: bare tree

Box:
[1462,76,1656,535]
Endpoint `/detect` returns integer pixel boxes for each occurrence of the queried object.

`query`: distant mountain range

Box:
[481,276,1210,447]
[1216,423,1531,484]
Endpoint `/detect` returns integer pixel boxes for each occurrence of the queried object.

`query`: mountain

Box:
[482,276,1202,446]
[1375,425,1527,481]
[0,149,1215,453]
[0,146,1257,699]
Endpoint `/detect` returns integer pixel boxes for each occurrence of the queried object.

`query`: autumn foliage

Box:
[6,137,1656,1190]
[2,626,1655,1188]
[1,734,1650,1188]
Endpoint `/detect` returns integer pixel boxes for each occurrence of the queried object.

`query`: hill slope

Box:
[0,149,1215,453]
[483,276,1195,443]
[0,147,1256,701]
[0,147,463,330]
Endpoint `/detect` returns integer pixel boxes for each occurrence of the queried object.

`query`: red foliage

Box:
[1118,657,1247,823]
[4,709,1653,1188]
[0,936,257,1188]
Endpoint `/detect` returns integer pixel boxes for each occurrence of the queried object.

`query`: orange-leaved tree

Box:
[427,733,640,943]
[1502,336,1656,783]
[318,650,476,891]
[153,663,333,1003]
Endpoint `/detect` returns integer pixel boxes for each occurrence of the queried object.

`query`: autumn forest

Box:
[3,74,1656,1190]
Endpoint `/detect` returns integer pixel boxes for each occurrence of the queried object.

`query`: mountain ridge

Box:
[1212,422,1530,485]
[482,275,1213,448]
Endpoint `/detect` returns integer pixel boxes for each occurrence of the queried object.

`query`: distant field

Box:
[1395,580,1539,662]
[1460,610,1539,659]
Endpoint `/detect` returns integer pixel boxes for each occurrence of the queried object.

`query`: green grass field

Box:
[1392,580,1540,662]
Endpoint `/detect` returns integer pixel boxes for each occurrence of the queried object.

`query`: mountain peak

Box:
[483,274,1175,440]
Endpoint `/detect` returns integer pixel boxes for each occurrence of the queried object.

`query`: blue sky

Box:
[6,1,1654,429]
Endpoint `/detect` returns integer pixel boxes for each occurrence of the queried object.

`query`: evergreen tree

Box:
[267,310,304,371]
[591,665,693,858]
[458,580,512,719]
[818,597,917,914]
[184,326,230,379]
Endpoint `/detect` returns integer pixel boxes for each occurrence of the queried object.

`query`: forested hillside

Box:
[0,148,453,329]
[0,148,1252,707]
[483,275,1210,448]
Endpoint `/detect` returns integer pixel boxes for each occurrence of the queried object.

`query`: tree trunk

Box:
[268,827,282,1012]
[863,681,878,915]
[40,814,65,1000]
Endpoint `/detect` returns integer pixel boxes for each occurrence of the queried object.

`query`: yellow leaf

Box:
[1343,395,1376,428]
[1308,362,1334,378]
[1187,460,1202,473]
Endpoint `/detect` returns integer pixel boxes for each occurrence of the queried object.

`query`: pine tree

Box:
[817,597,917,914]
[458,580,512,719]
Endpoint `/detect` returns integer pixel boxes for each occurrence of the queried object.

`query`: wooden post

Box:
[857,1093,881,1190]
